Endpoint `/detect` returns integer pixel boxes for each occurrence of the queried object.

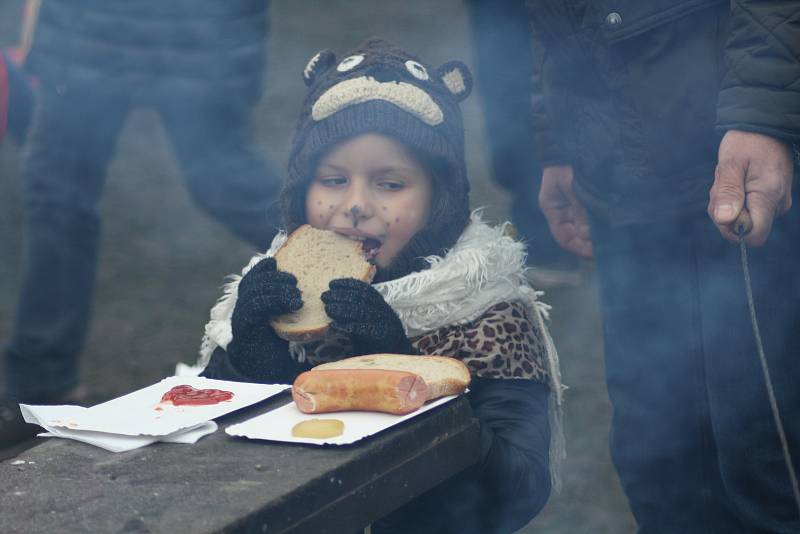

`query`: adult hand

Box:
[708,130,794,246]
[322,278,415,356]
[538,165,593,259]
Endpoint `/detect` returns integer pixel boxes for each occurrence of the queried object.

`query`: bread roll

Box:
[270,225,376,342]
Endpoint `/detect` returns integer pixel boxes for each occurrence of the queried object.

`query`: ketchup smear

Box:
[160,384,234,406]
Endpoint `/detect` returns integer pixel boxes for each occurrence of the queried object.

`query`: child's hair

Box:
[281,38,475,280]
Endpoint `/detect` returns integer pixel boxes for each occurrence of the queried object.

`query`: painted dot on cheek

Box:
[395,217,400,223]
[317,200,322,206]
[319,214,323,219]
[381,206,387,211]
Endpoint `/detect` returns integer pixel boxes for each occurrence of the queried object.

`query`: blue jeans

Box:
[5,83,281,402]
[468,0,575,269]
[1,52,34,142]
[591,195,800,533]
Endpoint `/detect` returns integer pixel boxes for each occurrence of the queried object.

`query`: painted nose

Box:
[344,187,373,223]
[350,205,365,219]
[347,202,373,220]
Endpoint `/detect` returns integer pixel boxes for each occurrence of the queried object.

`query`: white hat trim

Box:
[311,76,444,126]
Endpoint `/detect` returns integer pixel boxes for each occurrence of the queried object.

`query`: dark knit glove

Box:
[321,278,416,356]
[227,257,306,383]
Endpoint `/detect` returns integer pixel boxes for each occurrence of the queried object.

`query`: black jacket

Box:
[527,0,800,224]
[26,0,269,104]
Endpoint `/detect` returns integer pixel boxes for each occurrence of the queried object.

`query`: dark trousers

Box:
[591,195,800,533]
[468,0,572,267]
[1,52,34,143]
[5,83,281,401]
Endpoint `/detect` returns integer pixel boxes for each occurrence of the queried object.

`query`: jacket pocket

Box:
[621,7,725,188]
[592,0,726,43]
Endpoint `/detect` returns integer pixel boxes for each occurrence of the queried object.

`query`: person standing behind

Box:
[1,0,281,447]
[528,0,799,532]
[0,51,33,144]
[467,0,580,287]
[0,11,35,452]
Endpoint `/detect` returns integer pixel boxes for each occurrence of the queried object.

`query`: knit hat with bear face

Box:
[282,38,473,282]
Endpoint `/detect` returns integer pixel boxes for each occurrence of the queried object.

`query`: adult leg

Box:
[591,218,746,533]
[697,189,800,532]
[159,95,281,250]
[2,52,34,143]
[5,84,128,402]
[467,0,578,285]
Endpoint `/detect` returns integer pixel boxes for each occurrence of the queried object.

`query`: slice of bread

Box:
[270,225,376,342]
[312,354,471,401]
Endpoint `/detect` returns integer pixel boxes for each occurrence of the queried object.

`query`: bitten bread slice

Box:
[312,354,471,401]
[270,225,376,342]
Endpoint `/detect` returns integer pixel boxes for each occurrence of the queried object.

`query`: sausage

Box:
[292,369,428,415]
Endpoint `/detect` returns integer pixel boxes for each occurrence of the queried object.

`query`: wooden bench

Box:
[0,393,479,533]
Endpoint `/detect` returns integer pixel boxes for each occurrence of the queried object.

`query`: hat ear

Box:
[303,49,337,87]
[437,61,473,102]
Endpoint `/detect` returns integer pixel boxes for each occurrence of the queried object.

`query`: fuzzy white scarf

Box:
[181,213,565,489]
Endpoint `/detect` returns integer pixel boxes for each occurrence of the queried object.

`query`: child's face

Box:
[306,133,433,268]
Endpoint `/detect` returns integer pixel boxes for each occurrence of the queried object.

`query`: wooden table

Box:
[0,393,479,533]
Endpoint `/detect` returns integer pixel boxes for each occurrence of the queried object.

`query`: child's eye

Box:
[319,176,348,187]
[377,181,405,191]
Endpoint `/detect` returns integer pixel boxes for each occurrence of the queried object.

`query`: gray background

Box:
[0,1,635,531]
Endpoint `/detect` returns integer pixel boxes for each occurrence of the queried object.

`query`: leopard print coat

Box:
[300,300,549,383]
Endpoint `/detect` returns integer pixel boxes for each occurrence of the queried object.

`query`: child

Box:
[197,38,564,533]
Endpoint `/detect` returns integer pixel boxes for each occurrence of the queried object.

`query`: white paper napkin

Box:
[20,404,218,452]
